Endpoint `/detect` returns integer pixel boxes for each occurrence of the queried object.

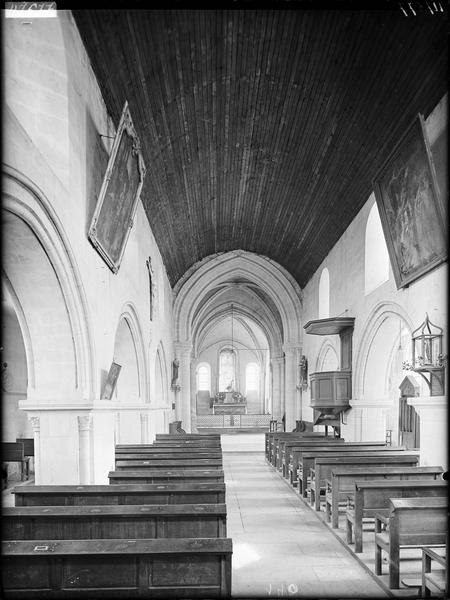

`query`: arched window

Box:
[365,200,390,294]
[219,349,236,391]
[246,362,259,393]
[197,362,211,392]
[318,268,330,319]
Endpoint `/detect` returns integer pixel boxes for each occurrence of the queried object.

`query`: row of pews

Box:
[3,433,232,598]
[265,431,447,594]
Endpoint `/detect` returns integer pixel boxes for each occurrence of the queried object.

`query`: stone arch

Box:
[315,339,339,372]
[173,250,303,431]
[174,250,303,344]
[155,341,169,406]
[2,166,95,403]
[115,303,148,402]
[354,301,415,400]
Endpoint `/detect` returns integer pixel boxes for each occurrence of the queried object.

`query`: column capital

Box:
[77,414,93,432]
[271,356,285,366]
[29,416,40,432]
[282,342,301,355]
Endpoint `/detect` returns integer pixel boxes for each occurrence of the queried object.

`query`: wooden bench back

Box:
[13,483,226,506]
[3,503,227,540]
[155,434,221,439]
[390,497,448,546]
[116,447,222,454]
[115,459,223,470]
[16,438,34,456]
[2,537,232,598]
[331,466,444,492]
[356,480,447,511]
[108,469,225,484]
[2,442,25,461]
[115,452,222,461]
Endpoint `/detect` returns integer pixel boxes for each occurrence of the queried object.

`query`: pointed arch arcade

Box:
[173,250,303,431]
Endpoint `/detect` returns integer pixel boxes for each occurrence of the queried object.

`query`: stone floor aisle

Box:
[222,433,388,599]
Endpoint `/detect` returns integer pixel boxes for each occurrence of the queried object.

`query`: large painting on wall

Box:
[373,114,446,289]
[88,101,146,273]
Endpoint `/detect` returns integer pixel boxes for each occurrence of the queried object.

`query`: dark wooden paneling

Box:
[73,9,447,287]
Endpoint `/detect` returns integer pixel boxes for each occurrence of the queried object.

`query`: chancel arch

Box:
[174,250,303,431]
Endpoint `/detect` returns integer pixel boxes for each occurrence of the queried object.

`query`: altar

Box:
[213,391,247,415]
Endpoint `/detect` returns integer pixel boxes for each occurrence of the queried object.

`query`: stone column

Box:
[29,416,40,484]
[270,356,284,421]
[77,414,92,484]
[140,412,149,443]
[174,341,193,433]
[114,411,120,444]
[283,344,300,432]
[407,396,447,468]
[190,361,198,433]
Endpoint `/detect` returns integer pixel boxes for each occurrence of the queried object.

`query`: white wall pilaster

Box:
[407,396,447,469]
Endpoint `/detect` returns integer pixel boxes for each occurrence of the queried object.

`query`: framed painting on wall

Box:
[101,362,122,400]
[373,114,447,289]
[88,101,146,273]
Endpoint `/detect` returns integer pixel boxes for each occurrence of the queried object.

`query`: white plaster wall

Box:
[300,96,447,453]
[3,11,174,484]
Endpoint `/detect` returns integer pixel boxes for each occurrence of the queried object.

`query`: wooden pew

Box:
[115,459,223,470]
[270,432,329,466]
[116,450,222,459]
[152,441,222,449]
[267,432,328,464]
[346,479,447,553]
[16,438,34,457]
[2,442,30,482]
[155,434,221,440]
[290,443,390,492]
[119,439,222,448]
[325,466,444,528]
[2,537,232,598]
[3,503,227,540]
[116,446,222,455]
[13,483,226,506]
[374,497,447,589]
[109,469,224,484]
[280,439,346,477]
[308,452,419,509]
[422,545,447,598]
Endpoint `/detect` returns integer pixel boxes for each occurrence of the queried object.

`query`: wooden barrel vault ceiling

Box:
[73,9,447,288]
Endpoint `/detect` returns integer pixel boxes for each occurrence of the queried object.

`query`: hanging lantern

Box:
[411,314,443,369]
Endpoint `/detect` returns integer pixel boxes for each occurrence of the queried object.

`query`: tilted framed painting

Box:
[88,101,146,273]
[373,114,447,289]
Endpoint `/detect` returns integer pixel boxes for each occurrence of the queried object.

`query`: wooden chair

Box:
[2,442,30,482]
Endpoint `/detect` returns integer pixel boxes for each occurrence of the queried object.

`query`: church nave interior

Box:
[1,4,447,599]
